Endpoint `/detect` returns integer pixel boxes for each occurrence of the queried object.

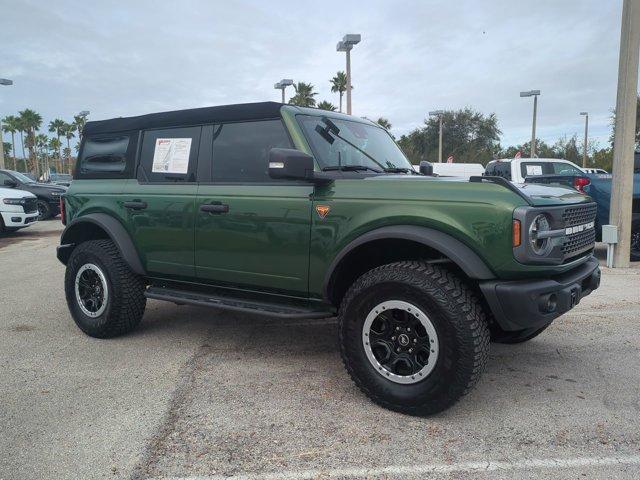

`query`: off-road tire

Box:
[491,324,549,344]
[36,200,51,220]
[65,239,146,338]
[339,261,490,416]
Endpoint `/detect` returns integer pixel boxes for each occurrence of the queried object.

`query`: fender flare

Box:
[323,225,495,301]
[57,213,146,276]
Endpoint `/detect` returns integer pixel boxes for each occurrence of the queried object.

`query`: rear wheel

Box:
[65,239,146,338]
[339,261,490,416]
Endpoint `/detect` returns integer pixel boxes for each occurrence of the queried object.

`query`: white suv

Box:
[0,186,39,232]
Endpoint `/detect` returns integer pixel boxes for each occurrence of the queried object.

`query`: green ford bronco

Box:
[57,102,601,415]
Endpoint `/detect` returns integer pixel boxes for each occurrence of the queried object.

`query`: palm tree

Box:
[330,71,348,113]
[35,133,49,177]
[73,112,89,139]
[62,122,75,174]
[317,101,337,111]
[2,115,19,169]
[18,109,43,175]
[288,82,317,107]
[48,118,66,163]
[376,117,392,130]
[49,137,62,173]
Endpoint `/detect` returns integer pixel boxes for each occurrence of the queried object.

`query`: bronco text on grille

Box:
[562,202,597,260]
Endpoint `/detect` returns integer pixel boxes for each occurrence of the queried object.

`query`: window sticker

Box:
[525,165,543,176]
[151,138,192,174]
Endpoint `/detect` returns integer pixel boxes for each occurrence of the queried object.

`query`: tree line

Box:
[1,110,89,176]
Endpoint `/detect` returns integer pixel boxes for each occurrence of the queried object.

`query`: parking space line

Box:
[153,454,640,479]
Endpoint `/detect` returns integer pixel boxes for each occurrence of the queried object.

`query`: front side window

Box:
[79,135,131,175]
[298,116,413,172]
[211,120,292,182]
[551,162,583,176]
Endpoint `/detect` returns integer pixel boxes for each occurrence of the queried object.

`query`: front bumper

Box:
[0,211,39,228]
[480,256,601,331]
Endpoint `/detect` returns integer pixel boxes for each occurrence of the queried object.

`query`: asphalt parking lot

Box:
[1,220,639,480]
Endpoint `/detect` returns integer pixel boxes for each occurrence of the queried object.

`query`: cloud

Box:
[0,0,629,150]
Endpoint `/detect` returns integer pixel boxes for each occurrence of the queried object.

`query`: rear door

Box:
[121,126,201,279]
[195,119,313,296]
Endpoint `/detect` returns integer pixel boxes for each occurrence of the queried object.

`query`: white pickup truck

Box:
[0,186,39,233]
[484,157,585,184]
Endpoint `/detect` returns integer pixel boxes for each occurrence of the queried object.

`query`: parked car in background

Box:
[0,169,67,220]
[412,162,485,179]
[485,157,587,184]
[0,186,38,233]
[46,173,73,187]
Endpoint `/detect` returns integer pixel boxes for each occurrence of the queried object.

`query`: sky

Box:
[0,0,633,152]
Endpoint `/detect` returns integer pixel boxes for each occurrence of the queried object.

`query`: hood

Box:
[510,182,593,206]
[0,186,36,198]
[363,174,593,206]
[28,182,67,193]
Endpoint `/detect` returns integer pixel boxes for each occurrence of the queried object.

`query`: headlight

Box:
[528,214,552,256]
[50,191,61,197]
[2,198,24,205]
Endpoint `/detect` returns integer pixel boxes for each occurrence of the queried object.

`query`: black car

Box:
[0,169,67,219]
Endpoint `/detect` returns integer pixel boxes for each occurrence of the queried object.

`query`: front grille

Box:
[562,228,596,258]
[23,198,37,214]
[562,203,597,227]
[560,202,597,261]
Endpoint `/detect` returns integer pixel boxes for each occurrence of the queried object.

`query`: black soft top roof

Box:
[83,101,284,136]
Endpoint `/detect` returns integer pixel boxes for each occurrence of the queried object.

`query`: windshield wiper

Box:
[382,167,420,175]
[322,165,382,173]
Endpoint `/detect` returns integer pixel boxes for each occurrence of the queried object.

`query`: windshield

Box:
[10,170,36,184]
[298,115,413,171]
[51,174,72,180]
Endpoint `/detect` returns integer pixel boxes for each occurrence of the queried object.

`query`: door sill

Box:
[145,285,334,319]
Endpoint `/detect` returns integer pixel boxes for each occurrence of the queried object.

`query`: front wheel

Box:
[65,239,146,338]
[339,262,490,416]
[36,200,51,220]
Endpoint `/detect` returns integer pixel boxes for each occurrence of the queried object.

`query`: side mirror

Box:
[419,161,433,176]
[268,148,315,181]
[3,179,17,188]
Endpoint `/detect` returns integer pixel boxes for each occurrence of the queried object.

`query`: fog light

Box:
[11,217,20,223]
[538,293,557,313]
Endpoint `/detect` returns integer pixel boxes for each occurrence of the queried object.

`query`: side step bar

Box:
[145,286,334,320]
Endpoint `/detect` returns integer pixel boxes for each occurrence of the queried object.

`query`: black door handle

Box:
[200,203,229,214]
[123,200,147,210]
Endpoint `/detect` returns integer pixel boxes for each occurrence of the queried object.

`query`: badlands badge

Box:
[315,205,331,219]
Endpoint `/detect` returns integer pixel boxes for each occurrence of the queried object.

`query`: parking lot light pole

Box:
[520,90,541,157]
[429,110,444,163]
[0,78,14,170]
[274,79,293,103]
[337,34,361,115]
[610,0,640,268]
[580,112,589,167]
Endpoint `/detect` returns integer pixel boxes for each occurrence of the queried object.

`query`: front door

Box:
[195,120,313,296]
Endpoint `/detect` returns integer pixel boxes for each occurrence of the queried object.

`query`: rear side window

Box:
[486,162,511,180]
[521,162,551,178]
[77,135,132,178]
[211,120,292,183]
[138,127,201,182]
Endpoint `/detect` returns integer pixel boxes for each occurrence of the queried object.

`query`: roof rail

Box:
[469,175,534,206]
